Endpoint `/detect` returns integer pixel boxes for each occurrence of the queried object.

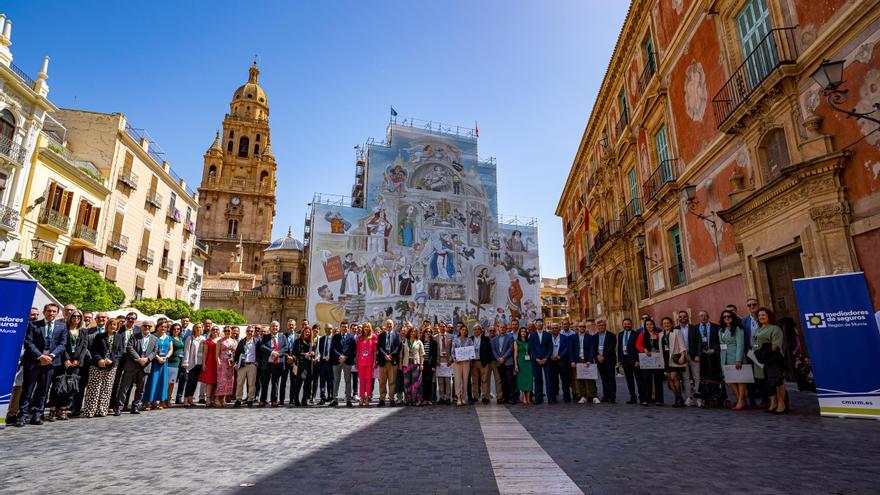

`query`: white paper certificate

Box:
[576,362,598,380]
[723,365,755,383]
[436,363,453,377]
[638,353,664,370]
[455,346,476,361]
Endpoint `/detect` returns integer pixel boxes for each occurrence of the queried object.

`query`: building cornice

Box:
[117,128,199,209]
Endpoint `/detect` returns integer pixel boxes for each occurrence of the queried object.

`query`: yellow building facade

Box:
[17,125,110,268]
[54,109,200,303]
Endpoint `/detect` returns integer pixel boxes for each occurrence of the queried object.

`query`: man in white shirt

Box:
[677,311,701,406]
[234,326,258,407]
[434,323,454,404]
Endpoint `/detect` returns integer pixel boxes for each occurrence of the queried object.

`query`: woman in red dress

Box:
[199,325,220,407]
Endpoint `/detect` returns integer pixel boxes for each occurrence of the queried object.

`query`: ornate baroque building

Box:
[556,0,880,330]
[197,64,306,323]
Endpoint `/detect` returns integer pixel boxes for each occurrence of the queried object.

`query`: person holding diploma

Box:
[451,324,473,406]
[660,317,686,407]
[718,309,746,410]
[635,318,663,405]
[356,323,377,406]
[754,308,787,414]
[570,322,599,404]
[514,327,533,405]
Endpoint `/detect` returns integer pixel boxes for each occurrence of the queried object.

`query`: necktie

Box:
[272,336,278,364]
[46,322,52,342]
[325,338,330,359]
[701,324,707,341]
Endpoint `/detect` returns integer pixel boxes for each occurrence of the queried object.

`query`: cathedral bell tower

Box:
[196,63,277,276]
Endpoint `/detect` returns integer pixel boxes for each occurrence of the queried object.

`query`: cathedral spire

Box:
[208,130,222,154]
[248,61,259,84]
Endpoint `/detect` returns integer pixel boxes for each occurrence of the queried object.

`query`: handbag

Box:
[671,353,683,365]
[53,370,80,402]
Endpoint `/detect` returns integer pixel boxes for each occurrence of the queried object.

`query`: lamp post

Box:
[634,233,660,263]
[30,238,43,260]
[810,59,880,125]
[682,185,722,272]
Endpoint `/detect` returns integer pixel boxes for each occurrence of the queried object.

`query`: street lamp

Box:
[634,233,659,263]
[30,238,44,260]
[810,59,880,125]
[682,185,722,272]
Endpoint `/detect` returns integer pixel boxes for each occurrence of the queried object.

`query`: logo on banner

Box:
[805,313,827,329]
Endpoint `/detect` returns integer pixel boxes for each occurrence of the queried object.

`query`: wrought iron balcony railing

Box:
[614,108,630,138]
[118,170,138,189]
[638,54,657,96]
[10,62,36,88]
[73,224,98,245]
[38,207,70,232]
[159,258,174,273]
[107,233,129,253]
[712,27,798,128]
[146,190,163,209]
[642,158,681,204]
[137,248,155,265]
[0,204,19,231]
[0,135,27,166]
[620,196,642,227]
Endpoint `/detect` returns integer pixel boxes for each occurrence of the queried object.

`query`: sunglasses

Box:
[723,315,733,319]
[126,317,136,321]
[747,303,757,307]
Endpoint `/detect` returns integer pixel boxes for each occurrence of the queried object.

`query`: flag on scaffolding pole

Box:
[390,106,398,117]
[475,121,479,138]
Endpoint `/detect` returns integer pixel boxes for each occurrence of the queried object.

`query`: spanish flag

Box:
[584,206,599,233]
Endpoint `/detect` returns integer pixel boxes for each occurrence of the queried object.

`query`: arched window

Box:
[758,128,790,181]
[238,136,249,157]
[254,144,260,155]
[228,130,234,138]
[0,110,15,141]
[208,165,217,176]
[255,134,261,142]
[226,140,233,153]
[260,171,269,185]
[228,219,238,236]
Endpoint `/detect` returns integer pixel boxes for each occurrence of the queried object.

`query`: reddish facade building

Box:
[556,0,880,329]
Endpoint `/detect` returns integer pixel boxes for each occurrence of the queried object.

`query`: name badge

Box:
[524,355,530,361]
[362,349,369,357]
[720,344,728,351]
[598,346,604,353]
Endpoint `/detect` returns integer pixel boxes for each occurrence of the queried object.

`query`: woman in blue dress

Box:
[143,320,173,410]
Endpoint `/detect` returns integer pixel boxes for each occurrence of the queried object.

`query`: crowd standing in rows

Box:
[7,297,813,426]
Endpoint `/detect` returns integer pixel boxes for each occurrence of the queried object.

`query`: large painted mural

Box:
[308,124,540,328]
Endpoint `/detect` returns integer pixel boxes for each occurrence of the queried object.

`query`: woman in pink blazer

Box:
[356,322,377,406]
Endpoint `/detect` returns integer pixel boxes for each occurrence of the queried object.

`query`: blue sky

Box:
[6,1,629,278]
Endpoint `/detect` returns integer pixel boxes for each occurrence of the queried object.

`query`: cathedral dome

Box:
[231,63,269,116]
[266,228,303,252]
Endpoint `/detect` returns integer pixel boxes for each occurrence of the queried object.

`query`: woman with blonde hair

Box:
[82,317,122,417]
[451,324,474,406]
[356,322,377,406]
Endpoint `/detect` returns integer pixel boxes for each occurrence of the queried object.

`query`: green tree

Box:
[193,308,247,325]
[129,298,194,320]
[20,260,124,312]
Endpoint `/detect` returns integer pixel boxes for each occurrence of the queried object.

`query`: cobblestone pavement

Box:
[1,379,878,495]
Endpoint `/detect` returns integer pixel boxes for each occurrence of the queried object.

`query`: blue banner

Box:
[793,272,880,418]
[0,278,37,427]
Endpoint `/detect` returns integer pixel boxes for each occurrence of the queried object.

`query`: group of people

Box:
[7,297,802,426]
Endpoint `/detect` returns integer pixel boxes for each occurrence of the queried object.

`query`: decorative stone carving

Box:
[809,202,851,231]
[684,62,707,122]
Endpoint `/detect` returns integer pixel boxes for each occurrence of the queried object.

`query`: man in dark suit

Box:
[316,326,335,405]
[16,303,67,426]
[592,319,618,403]
[527,319,552,404]
[376,319,401,406]
[115,320,158,415]
[491,323,515,404]
[677,310,701,406]
[259,321,288,407]
[110,311,140,412]
[617,318,641,404]
[470,325,493,404]
[279,319,297,405]
[547,323,572,403]
[331,322,356,407]
[696,310,722,392]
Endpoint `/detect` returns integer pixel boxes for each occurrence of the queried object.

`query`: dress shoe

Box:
[346,400,353,407]
[247,401,254,408]
[482,399,490,405]
[627,399,638,404]
[31,416,44,425]
[114,409,123,416]
[318,398,326,405]
[130,406,141,414]
[329,399,339,407]
[233,401,242,408]
[378,400,385,407]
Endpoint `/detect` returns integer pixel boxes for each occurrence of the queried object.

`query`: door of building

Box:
[764,249,804,322]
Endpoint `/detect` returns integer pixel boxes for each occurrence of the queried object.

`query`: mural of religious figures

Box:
[398,206,416,247]
[476,267,494,305]
[324,211,352,233]
[339,253,361,295]
[366,209,391,252]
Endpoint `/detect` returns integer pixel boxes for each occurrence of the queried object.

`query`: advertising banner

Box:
[793,272,880,419]
[0,278,38,427]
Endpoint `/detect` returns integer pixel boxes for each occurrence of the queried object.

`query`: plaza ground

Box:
[1,379,878,495]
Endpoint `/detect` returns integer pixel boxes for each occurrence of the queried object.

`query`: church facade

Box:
[196,64,305,324]
[306,121,540,328]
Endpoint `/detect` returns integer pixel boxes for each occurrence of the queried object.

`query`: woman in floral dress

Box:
[215,327,236,407]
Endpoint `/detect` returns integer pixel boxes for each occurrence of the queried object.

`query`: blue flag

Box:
[390,106,398,117]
